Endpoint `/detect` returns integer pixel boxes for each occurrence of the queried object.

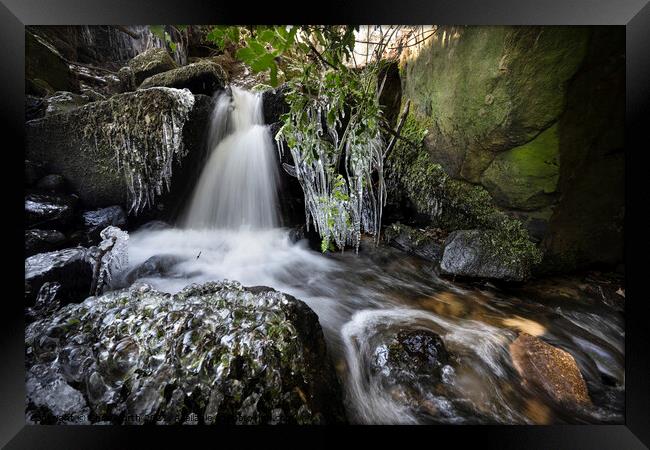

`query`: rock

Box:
[26,95,46,121]
[262,84,290,126]
[509,333,591,408]
[383,223,444,263]
[124,254,183,284]
[440,230,530,282]
[35,174,66,193]
[26,282,63,322]
[25,193,76,229]
[25,281,346,424]
[372,330,450,383]
[26,31,79,95]
[136,220,170,232]
[480,124,560,211]
[121,48,178,89]
[25,160,46,186]
[403,26,589,182]
[24,248,94,305]
[43,91,91,116]
[139,61,226,96]
[82,206,127,241]
[25,229,67,257]
[26,88,204,214]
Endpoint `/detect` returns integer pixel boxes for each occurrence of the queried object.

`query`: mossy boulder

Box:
[119,48,178,91]
[26,31,79,96]
[25,88,210,215]
[402,26,589,182]
[440,229,533,282]
[25,281,346,424]
[481,124,560,211]
[383,223,445,263]
[139,61,227,96]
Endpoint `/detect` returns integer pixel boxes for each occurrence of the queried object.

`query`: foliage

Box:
[205,26,395,252]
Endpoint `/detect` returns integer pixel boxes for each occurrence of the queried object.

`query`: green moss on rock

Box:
[481,123,560,210]
[402,26,589,182]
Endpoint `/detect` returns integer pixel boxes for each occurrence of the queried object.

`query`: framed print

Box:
[1,0,647,447]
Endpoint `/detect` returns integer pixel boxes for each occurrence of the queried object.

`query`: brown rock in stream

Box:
[509,333,591,408]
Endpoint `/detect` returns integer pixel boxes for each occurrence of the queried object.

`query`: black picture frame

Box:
[2,0,647,447]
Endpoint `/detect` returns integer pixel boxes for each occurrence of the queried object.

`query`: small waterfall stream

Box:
[183,87,279,229]
[119,86,624,425]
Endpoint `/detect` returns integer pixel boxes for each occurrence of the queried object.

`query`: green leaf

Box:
[149,25,165,41]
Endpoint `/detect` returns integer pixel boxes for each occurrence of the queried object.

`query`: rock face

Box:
[25,281,346,424]
[25,193,76,229]
[262,84,290,125]
[139,61,226,96]
[26,31,79,95]
[509,333,591,408]
[26,88,204,215]
[35,174,67,193]
[25,230,67,257]
[383,223,444,263]
[394,26,624,272]
[440,230,530,281]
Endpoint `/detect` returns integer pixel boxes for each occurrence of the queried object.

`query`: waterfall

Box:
[183,86,280,229]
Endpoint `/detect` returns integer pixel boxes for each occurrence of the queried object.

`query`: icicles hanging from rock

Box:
[87,87,195,214]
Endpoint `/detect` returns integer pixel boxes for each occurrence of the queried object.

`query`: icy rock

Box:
[26,87,197,214]
[24,281,346,424]
[25,229,67,257]
[25,193,76,230]
[82,206,127,240]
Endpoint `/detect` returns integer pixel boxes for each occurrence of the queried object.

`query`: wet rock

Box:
[43,91,91,116]
[120,48,178,90]
[262,84,290,126]
[372,329,450,384]
[82,206,127,241]
[25,160,46,186]
[25,193,76,230]
[25,229,67,257]
[25,281,346,424]
[383,223,445,263]
[24,248,94,306]
[36,174,66,193]
[26,88,202,213]
[139,61,226,96]
[440,230,529,282]
[136,220,170,232]
[26,95,46,121]
[26,282,62,322]
[509,333,591,408]
[124,254,183,284]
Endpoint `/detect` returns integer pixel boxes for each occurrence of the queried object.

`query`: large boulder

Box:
[440,230,531,282]
[25,31,79,95]
[509,333,591,408]
[25,88,208,215]
[25,281,346,424]
[402,26,588,182]
[139,61,226,96]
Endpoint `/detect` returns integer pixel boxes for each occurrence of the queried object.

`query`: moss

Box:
[386,112,542,270]
[481,123,560,210]
[401,26,589,181]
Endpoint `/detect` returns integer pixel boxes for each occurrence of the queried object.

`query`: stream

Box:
[115,85,624,424]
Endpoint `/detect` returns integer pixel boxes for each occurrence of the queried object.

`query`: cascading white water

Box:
[183,86,280,229]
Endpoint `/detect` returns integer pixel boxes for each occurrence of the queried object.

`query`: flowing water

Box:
[116,87,624,425]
